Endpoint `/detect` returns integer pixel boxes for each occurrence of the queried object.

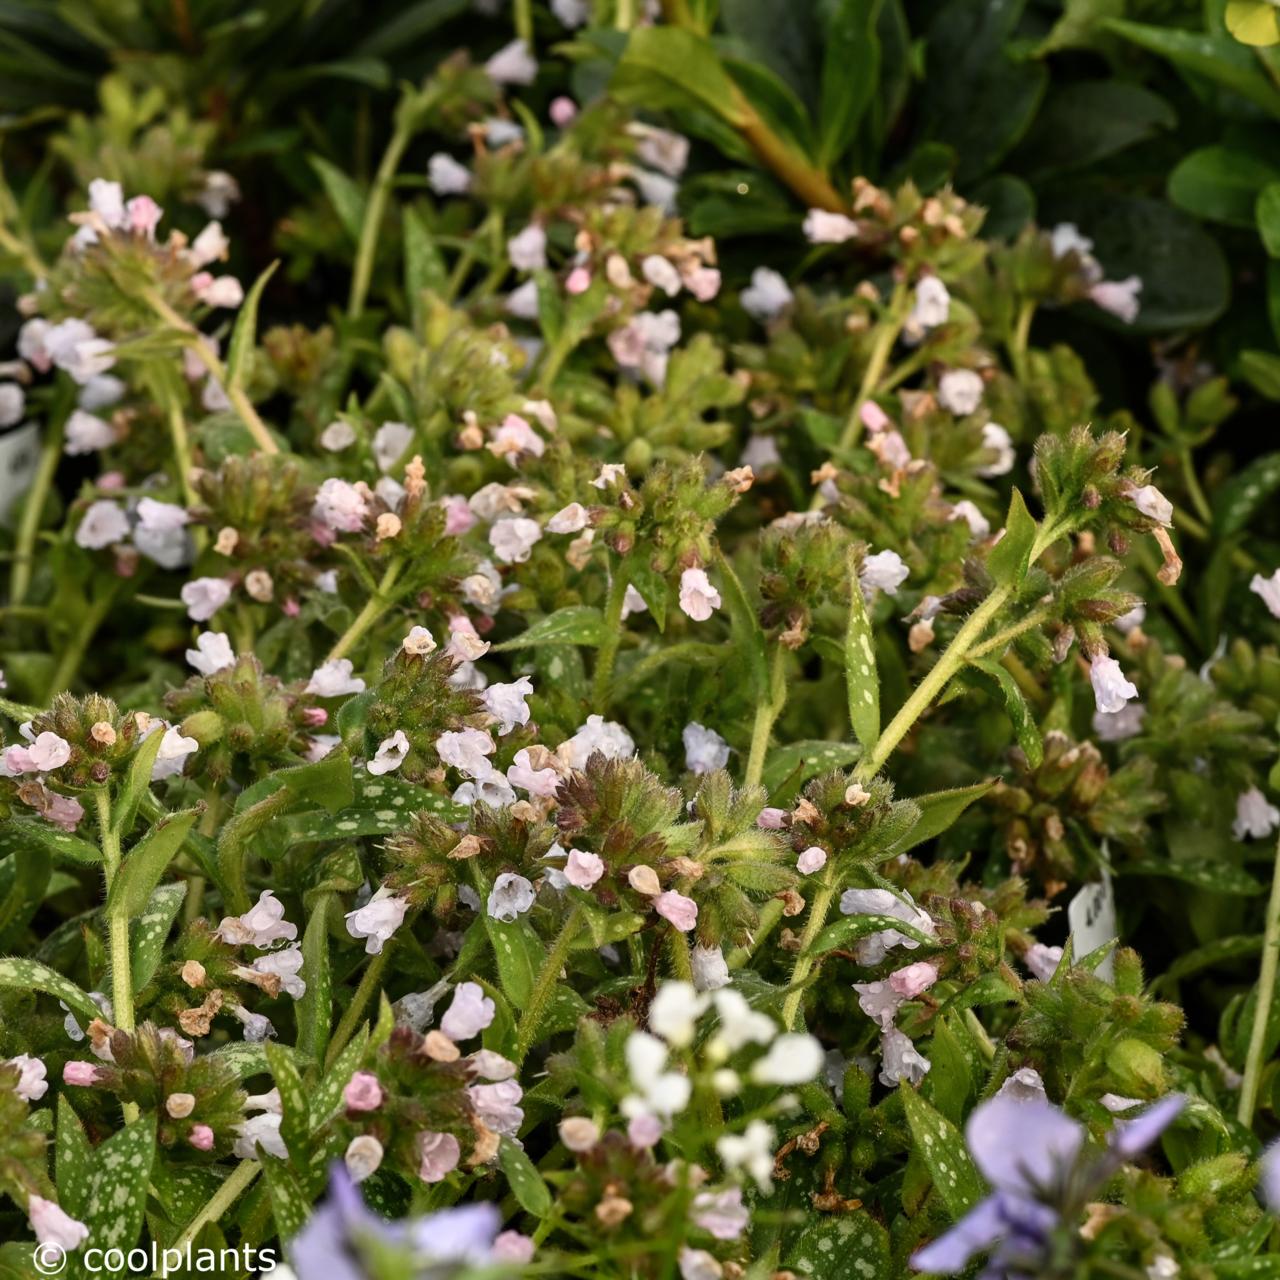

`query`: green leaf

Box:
[498,1137,552,1215]
[296,893,333,1064]
[986,489,1037,587]
[266,1040,310,1163]
[493,606,605,651]
[130,882,187,993]
[1239,350,1280,401]
[55,1095,93,1217]
[76,1117,157,1264]
[844,564,880,754]
[110,729,165,838]
[1104,19,1280,117]
[783,1206,891,1279]
[309,154,366,242]
[762,740,862,797]
[612,27,750,128]
[893,781,994,856]
[1213,452,1280,536]
[900,1086,985,1218]
[1123,859,1262,896]
[106,807,199,919]
[485,915,544,1008]
[966,659,1042,767]
[0,845,50,948]
[628,559,668,632]
[806,911,936,957]
[226,260,280,392]
[233,745,355,816]
[311,1030,369,1130]
[260,1154,311,1242]
[1259,183,1280,257]
[0,818,101,865]
[0,957,99,1021]
[1168,146,1280,228]
[817,0,879,167]
[207,1041,274,1081]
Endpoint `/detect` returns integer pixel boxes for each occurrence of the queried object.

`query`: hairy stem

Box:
[1008,299,1036,383]
[780,878,837,1030]
[1240,829,1280,1128]
[97,788,139,1123]
[327,558,404,662]
[515,905,585,1064]
[325,944,392,1070]
[349,121,413,320]
[744,645,787,789]
[10,406,67,606]
[592,562,632,712]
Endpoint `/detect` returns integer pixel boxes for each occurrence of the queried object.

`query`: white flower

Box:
[1093,703,1146,742]
[1051,222,1095,262]
[134,496,192,569]
[251,946,306,999]
[320,421,356,451]
[1251,570,1280,619]
[88,178,127,228]
[373,422,414,472]
[678,567,721,622]
[621,584,648,619]
[649,981,708,1048]
[547,502,590,534]
[591,463,627,490]
[453,766,517,808]
[194,275,244,308]
[400,626,436,656]
[437,727,497,777]
[608,311,681,386]
[838,888,937,966]
[1090,276,1142,324]
[45,319,116,384]
[796,846,827,875]
[181,576,233,622]
[428,153,472,196]
[1234,787,1280,841]
[879,1026,930,1086]
[505,279,539,319]
[440,981,495,1040]
[234,1111,288,1160]
[63,409,116,455]
[189,220,229,268]
[1024,942,1064,982]
[27,1195,89,1253]
[853,979,902,1030]
[507,748,562,798]
[345,886,409,954]
[368,729,410,775]
[976,422,1016,478]
[937,368,984,416]
[508,223,548,271]
[468,1079,525,1136]
[623,1030,691,1118]
[949,500,990,540]
[216,890,298,948]
[692,945,730,992]
[679,1249,722,1280]
[488,872,536,922]
[740,267,793,321]
[482,677,534,734]
[564,848,604,889]
[196,171,241,219]
[312,477,369,532]
[642,254,682,296]
[1089,655,1139,715]
[306,659,366,698]
[152,725,198,780]
[485,38,538,85]
[716,1118,776,1191]
[1128,484,1172,526]
[551,0,590,24]
[489,516,542,564]
[557,715,635,769]
[709,989,776,1055]
[77,374,124,411]
[803,210,859,244]
[6,1053,48,1101]
[0,382,24,427]
[75,499,129,550]
[908,276,950,331]
[861,549,909,596]
[751,1032,824,1085]
[306,734,341,762]
[682,722,729,774]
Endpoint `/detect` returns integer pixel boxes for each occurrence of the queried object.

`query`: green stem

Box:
[142,289,277,455]
[514,0,533,43]
[10,409,66,606]
[45,587,116,700]
[967,602,1055,661]
[327,558,404,662]
[325,944,393,1071]
[1008,298,1035,383]
[166,395,199,512]
[515,905,585,1064]
[779,878,837,1030]
[1239,829,1280,1128]
[97,788,139,1123]
[349,121,413,320]
[168,1159,260,1255]
[1179,446,1213,526]
[592,563,632,712]
[744,645,786,789]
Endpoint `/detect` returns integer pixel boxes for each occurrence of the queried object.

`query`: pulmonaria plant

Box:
[2,25,1280,1280]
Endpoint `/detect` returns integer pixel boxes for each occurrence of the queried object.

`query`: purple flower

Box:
[911,1093,1184,1275]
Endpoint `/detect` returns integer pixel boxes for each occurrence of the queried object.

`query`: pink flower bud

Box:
[343,1070,384,1112]
[654,890,698,932]
[566,266,592,295]
[189,1124,215,1151]
[62,1061,101,1086]
[549,96,577,127]
[301,707,328,727]
[888,960,938,1000]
